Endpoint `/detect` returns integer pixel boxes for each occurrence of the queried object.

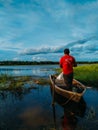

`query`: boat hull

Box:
[49,75,86,102]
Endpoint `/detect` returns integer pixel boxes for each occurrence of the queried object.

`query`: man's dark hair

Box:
[64,48,70,54]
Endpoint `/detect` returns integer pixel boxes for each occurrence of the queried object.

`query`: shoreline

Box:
[0,61,98,66]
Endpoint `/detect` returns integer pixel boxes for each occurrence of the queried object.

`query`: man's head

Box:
[64,48,70,54]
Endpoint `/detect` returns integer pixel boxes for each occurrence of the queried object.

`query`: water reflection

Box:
[0,86,36,101]
[0,65,58,76]
[61,110,78,130]
[52,105,57,129]
[0,85,54,130]
[52,93,86,130]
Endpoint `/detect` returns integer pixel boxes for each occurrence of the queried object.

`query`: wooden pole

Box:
[52,76,55,106]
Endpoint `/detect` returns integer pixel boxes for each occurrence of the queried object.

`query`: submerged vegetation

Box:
[0,74,50,91]
[0,74,29,90]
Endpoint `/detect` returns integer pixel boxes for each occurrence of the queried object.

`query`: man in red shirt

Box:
[59,48,77,90]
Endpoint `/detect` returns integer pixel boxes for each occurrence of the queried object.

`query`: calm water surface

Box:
[0,65,58,77]
[0,65,98,130]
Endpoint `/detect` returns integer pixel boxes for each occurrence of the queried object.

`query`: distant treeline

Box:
[0,61,58,65]
[0,61,98,65]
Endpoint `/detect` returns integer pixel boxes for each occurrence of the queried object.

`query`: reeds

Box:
[74,64,98,87]
[0,74,50,90]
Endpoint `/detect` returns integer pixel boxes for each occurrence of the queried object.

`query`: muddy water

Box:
[0,65,98,130]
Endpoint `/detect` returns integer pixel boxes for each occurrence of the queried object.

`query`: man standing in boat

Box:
[59,48,77,91]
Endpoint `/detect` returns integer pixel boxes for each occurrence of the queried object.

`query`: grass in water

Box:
[0,74,24,90]
[74,64,98,87]
[0,74,50,91]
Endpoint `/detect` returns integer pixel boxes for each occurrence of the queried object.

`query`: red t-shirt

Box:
[59,54,76,75]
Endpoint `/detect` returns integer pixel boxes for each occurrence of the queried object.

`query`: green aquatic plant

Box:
[74,64,98,87]
[0,75,29,90]
[0,74,13,83]
[0,74,50,91]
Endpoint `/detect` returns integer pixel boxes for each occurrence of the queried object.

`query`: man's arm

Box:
[73,58,77,67]
[60,64,62,68]
[59,57,63,68]
[73,62,77,67]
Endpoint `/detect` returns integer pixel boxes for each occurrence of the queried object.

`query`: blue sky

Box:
[0,0,98,61]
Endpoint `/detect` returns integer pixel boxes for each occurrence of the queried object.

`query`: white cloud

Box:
[0,40,23,51]
[17,36,98,61]
[32,56,47,61]
[19,36,98,56]
[13,57,19,61]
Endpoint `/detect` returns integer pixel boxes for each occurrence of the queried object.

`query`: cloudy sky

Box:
[0,0,98,61]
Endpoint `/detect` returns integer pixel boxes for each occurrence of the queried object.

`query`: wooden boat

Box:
[49,75,86,102]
